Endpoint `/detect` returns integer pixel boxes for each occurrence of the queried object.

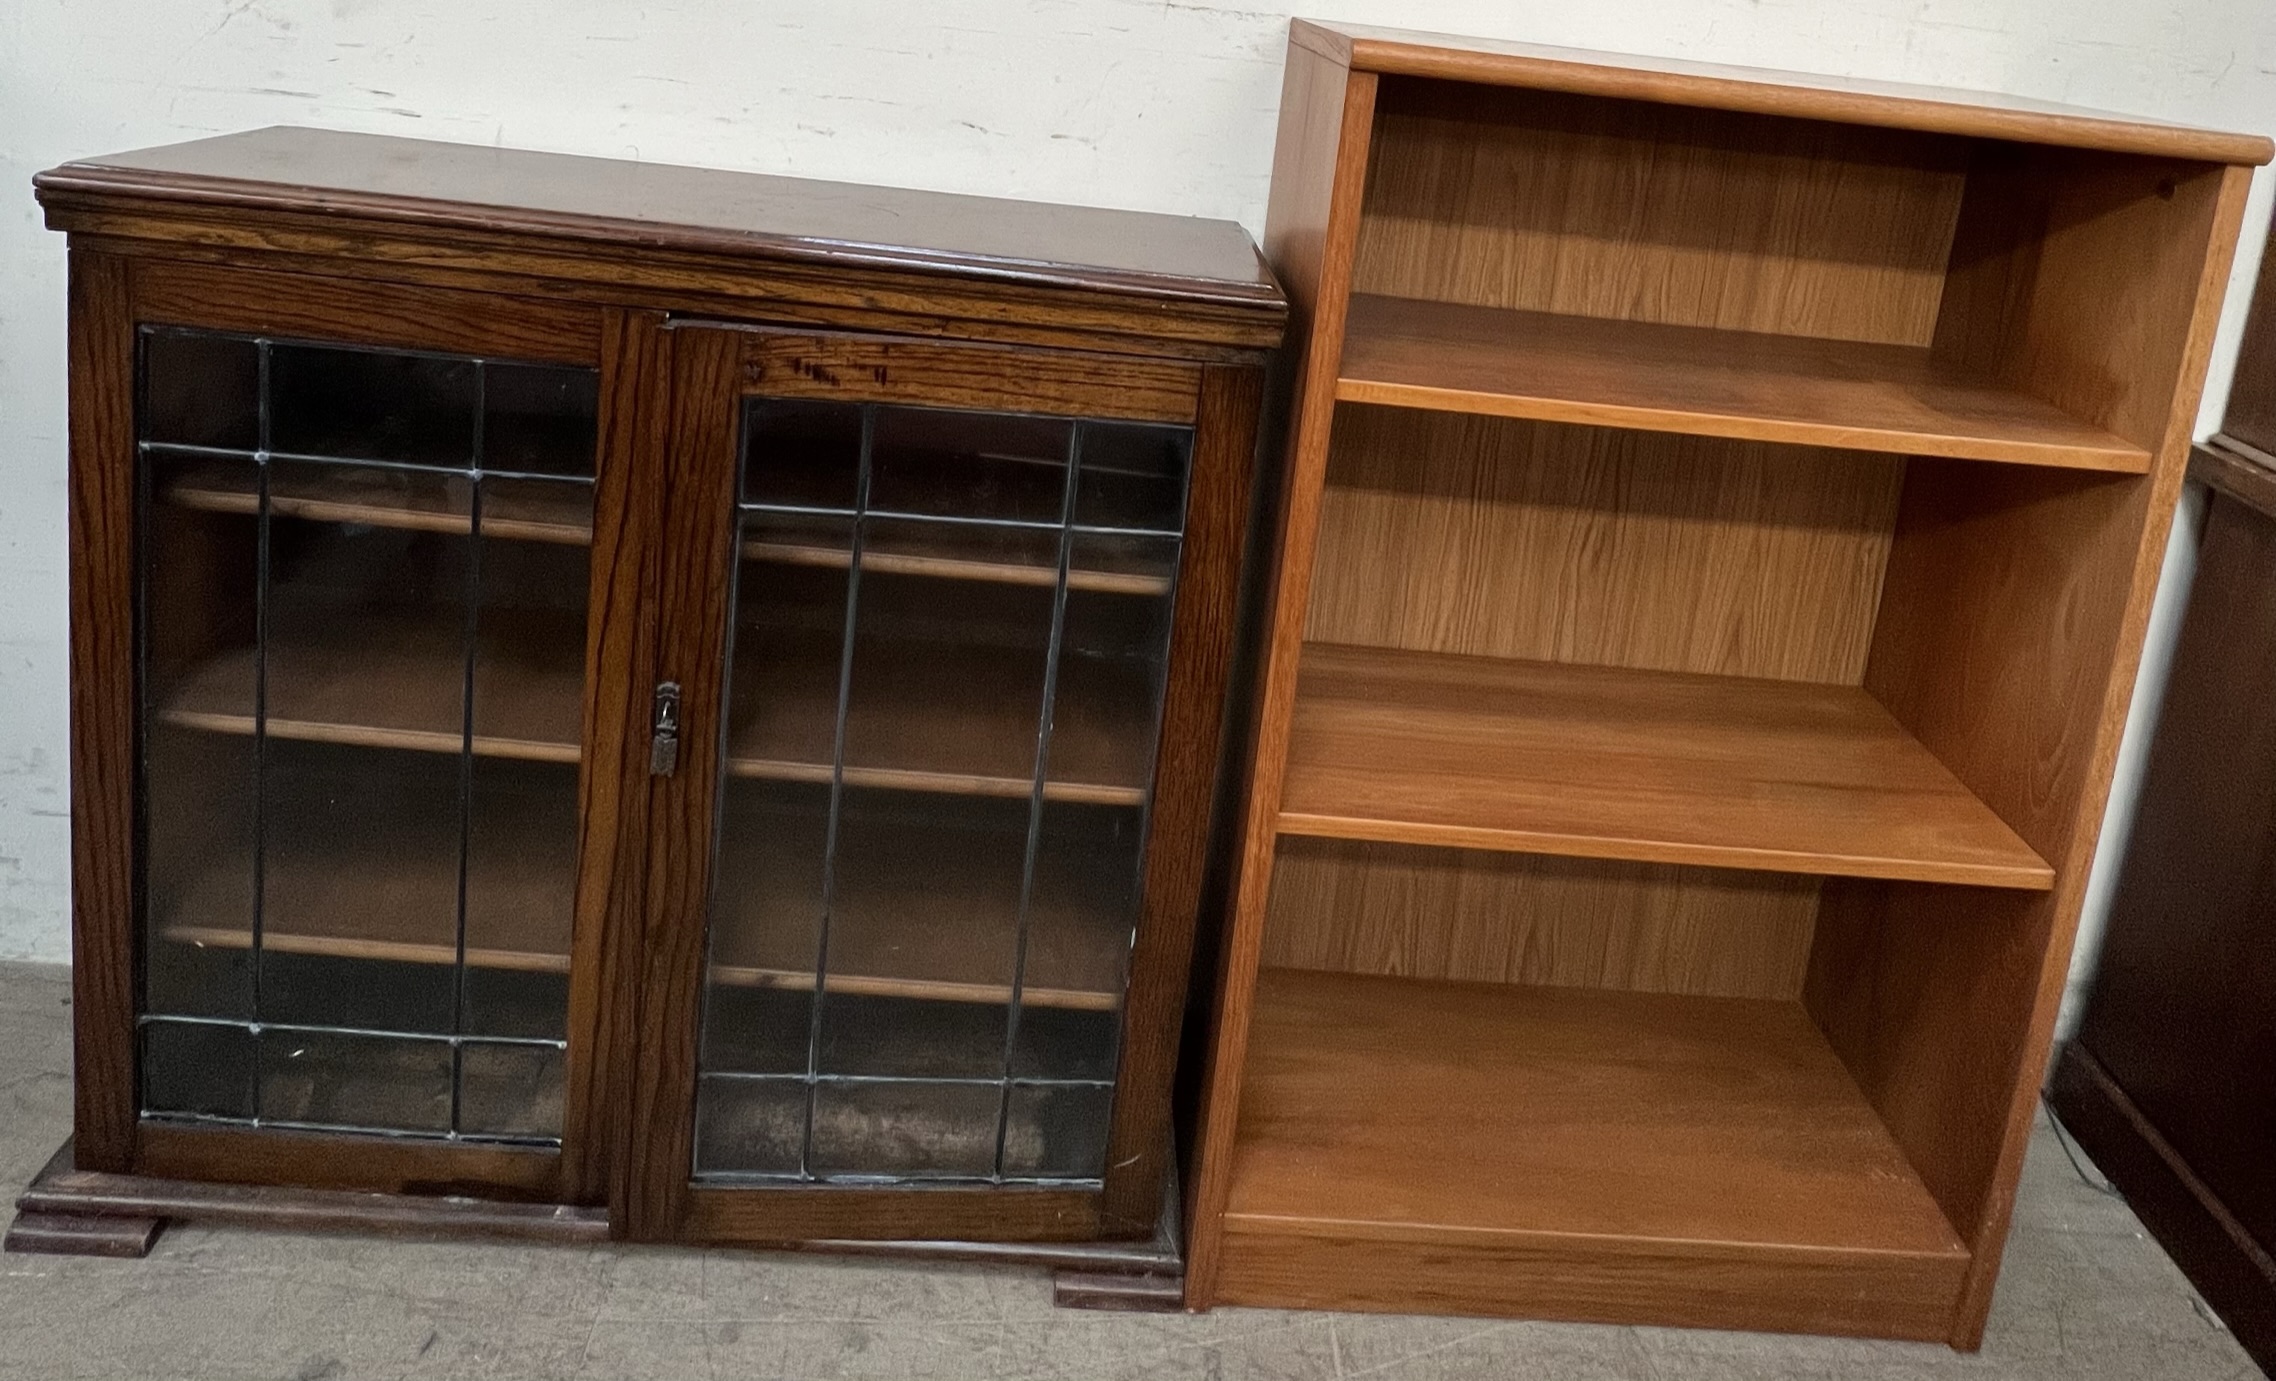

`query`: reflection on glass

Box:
[134,327,596,1146]
[693,400,1192,1187]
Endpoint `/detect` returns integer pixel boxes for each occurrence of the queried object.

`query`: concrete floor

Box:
[0,961,2258,1381]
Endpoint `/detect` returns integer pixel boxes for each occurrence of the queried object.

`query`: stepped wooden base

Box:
[8,1136,1184,1310]
[4,1209,164,1258]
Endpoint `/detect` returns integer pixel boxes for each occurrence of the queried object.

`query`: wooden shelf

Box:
[158,607,586,763]
[159,609,1156,805]
[157,774,1124,1010]
[726,629,1156,806]
[161,460,1169,593]
[1335,295,2151,473]
[1221,968,1968,1308]
[164,460,594,545]
[1279,642,2052,889]
[744,534,1171,597]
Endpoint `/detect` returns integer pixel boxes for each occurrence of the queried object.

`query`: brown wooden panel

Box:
[1336,294,2146,471]
[1213,1222,1964,1341]
[1098,364,1265,1233]
[2076,489,2276,1248]
[734,330,1198,424]
[1827,160,2256,1347]
[1184,45,1378,1305]
[60,213,1281,362]
[561,308,669,1205]
[1935,150,2231,454]
[21,1139,609,1246]
[1352,79,1969,346]
[134,1122,560,1201]
[40,126,1282,310]
[132,257,599,364]
[614,322,737,1241]
[1264,839,1820,1001]
[1298,19,2274,164]
[67,249,138,1173]
[682,1185,1098,1244]
[1305,408,1904,682]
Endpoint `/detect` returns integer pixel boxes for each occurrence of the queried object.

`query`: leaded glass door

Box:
[627,324,1219,1242]
[121,273,623,1200]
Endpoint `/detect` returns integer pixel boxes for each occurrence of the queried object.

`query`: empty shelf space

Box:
[1280,643,2051,889]
[726,631,1157,806]
[156,610,587,763]
[155,786,1125,1011]
[744,529,1172,597]
[160,459,595,545]
[1335,295,2150,473]
[1225,968,1968,1264]
[710,796,1131,1012]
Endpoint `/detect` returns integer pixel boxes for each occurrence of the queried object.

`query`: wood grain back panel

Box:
[1304,407,1904,683]
[1264,838,1819,1001]
[1352,79,1970,346]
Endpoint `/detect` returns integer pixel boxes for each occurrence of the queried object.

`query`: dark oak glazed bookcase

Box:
[1184,20,2269,1345]
[11,128,1284,1279]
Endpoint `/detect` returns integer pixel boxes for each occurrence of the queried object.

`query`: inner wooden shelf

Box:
[726,628,1155,806]
[157,780,1125,1010]
[158,608,587,763]
[1279,642,2052,889]
[163,459,595,545]
[158,612,1153,805]
[159,461,1168,594]
[1224,967,1968,1276]
[1334,294,2151,473]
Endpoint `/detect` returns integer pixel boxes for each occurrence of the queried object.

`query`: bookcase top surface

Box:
[35,126,1287,314]
[1296,19,2274,165]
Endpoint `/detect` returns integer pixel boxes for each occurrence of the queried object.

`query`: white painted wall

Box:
[2,3,2272,1024]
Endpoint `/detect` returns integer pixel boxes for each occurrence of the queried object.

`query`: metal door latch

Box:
[650,682,682,776]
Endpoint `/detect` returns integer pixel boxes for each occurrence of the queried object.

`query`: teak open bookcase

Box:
[1185,20,2272,1346]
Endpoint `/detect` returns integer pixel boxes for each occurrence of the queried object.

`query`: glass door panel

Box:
[136,326,595,1147]
[691,397,1191,1190]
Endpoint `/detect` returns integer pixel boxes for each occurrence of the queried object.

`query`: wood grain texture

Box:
[550,307,659,1205]
[1827,160,2257,1348]
[1184,46,1377,1306]
[58,211,1282,363]
[132,257,599,364]
[736,330,1199,425]
[19,1140,607,1245]
[135,1121,561,1201]
[1280,643,2050,888]
[1351,79,1970,346]
[615,321,735,1242]
[682,1184,1098,1244]
[40,126,1283,310]
[67,249,137,1174]
[1213,1221,1964,1339]
[1263,839,1820,1001]
[1100,364,1265,1233]
[1337,295,2146,471]
[1298,19,2274,165]
[1214,969,1966,1332]
[3,1211,165,1259]
[1304,407,1904,682]
[1934,151,2235,454]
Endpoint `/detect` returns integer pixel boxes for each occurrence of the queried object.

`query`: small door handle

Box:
[650,682,682,776]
